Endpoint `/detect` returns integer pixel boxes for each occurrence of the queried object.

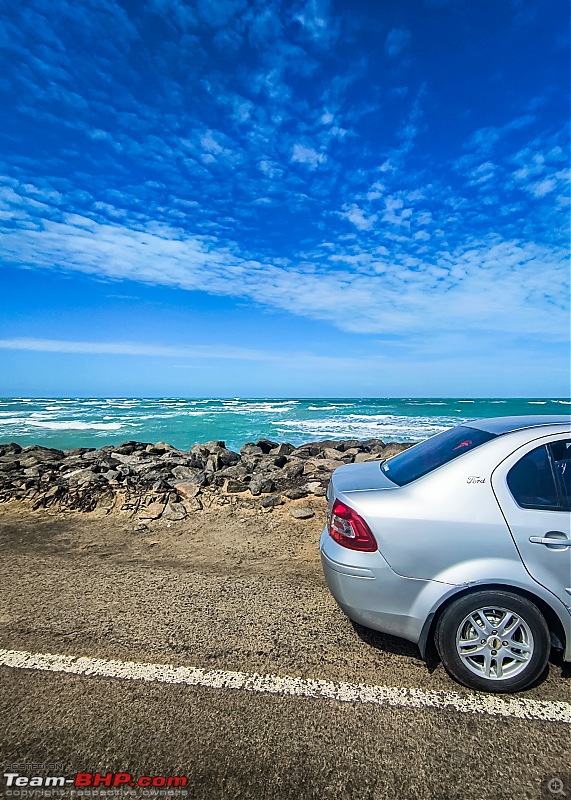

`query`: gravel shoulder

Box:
[0,502,570,800]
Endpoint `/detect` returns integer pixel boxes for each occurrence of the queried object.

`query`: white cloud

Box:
[291,143,326,169]
[0,204,567,344]
[530,178,556,197]
[340,204,378,231]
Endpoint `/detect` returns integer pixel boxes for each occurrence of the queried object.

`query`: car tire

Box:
[435,590,550,693]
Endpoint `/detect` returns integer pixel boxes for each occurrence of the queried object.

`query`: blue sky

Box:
[0,0,569,397]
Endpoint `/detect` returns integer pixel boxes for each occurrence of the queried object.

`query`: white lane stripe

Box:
[1,648,569,724]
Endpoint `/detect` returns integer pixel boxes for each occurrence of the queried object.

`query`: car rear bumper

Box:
[320,527,453,647]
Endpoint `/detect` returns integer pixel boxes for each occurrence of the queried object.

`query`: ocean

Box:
[0,397,569,452]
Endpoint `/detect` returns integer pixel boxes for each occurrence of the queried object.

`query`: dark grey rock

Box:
[201,440,226,451]
[249,474,276,495]
[240,454,262,472]
[152,479,172,491]
[21,445,64,460]
[63,447,95,457]
[218,447,240,467]
[270,443,294,457]
[284,487,309,500]
[66,468,100,486]
[0,443,22,456]
[172,465,201,481]
[173,481,201,501]
[217,464,251,481]
[289,507,315,519]
[283,461,304,479]
[362,438,386,453]
[256,438,279,454]
[381,442,413,458]
[162,501,187,521]
[260,494,284,508]
[226,479,249,493]
[0,460,20,472]
[240,443,264,457]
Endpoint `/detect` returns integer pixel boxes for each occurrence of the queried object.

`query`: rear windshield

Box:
[380,425,497,486]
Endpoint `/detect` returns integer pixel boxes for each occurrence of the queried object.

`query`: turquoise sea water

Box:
[0,397,569,452]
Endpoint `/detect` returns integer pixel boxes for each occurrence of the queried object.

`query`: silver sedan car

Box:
[320,416,571,692]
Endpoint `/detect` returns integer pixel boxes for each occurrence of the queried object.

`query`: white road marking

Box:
[1,648,569,724]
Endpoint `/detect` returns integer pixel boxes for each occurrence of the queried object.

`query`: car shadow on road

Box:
[549,648,571,680]
[350,621,442,674]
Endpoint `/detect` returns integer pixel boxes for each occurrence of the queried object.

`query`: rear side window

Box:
[381,425,496,486]
[551,439,571,510]
[508,439,571,511]
[507,446,559,510]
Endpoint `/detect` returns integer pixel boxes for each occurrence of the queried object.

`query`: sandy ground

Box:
[0,501,569,799]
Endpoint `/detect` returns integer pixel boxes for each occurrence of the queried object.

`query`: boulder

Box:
[172,465,201,481]
[381,442,413,459]
[240,454,263,472]
[226,479,250,493]
[289,507,315,519]
[284,487,308,500]
[151,479,172,491]
[202,440,226,451]
[260,494,284,508]
[218,447,240,467]
[0,460,20,472]
[66,467,100,486]
[173,481,201,501]
[217,464,251,482]
[205,454,222,472]
[21,445,64,460]
[162,501,187,521]
[304,481,327,496]
[0,443,22,456]
[114,441,141,455]
[291,445,321,459]
[256,438,279,454]
[362,438,386,453]
[320,447,344,460]
[138,500,166,520]
[269,443,294,457]
[249,474,276,495]
[240,443,264,457]
[282,461,304,479]
[189,443,210,465]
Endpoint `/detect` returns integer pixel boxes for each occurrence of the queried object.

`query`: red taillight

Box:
[328,499,377,552]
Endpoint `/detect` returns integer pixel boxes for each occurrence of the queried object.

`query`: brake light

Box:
[328,499,377,552]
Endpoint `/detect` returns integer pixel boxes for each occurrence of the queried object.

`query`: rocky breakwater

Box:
[0,437,412,521]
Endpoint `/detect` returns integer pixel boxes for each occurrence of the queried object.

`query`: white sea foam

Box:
[271,415,464,441]
[307,404,356,411]
[406,401,447,406]
[20,420,125,431]
[220,403,298,414]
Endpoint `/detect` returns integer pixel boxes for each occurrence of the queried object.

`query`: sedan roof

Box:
[465,415,571,435]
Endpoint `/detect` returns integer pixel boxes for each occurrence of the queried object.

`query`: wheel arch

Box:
[418,582,568,660]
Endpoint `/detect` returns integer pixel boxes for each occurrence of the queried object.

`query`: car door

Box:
[491,435,571,610]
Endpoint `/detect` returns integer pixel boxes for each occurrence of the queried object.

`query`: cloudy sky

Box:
[0,0,568,397]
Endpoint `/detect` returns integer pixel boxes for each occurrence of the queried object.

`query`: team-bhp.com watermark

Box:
[3,765,189,797]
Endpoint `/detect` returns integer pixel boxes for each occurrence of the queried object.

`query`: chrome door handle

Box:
[529,533,569,548]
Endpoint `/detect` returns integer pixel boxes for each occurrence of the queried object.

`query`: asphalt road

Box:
[0,505,569,800]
